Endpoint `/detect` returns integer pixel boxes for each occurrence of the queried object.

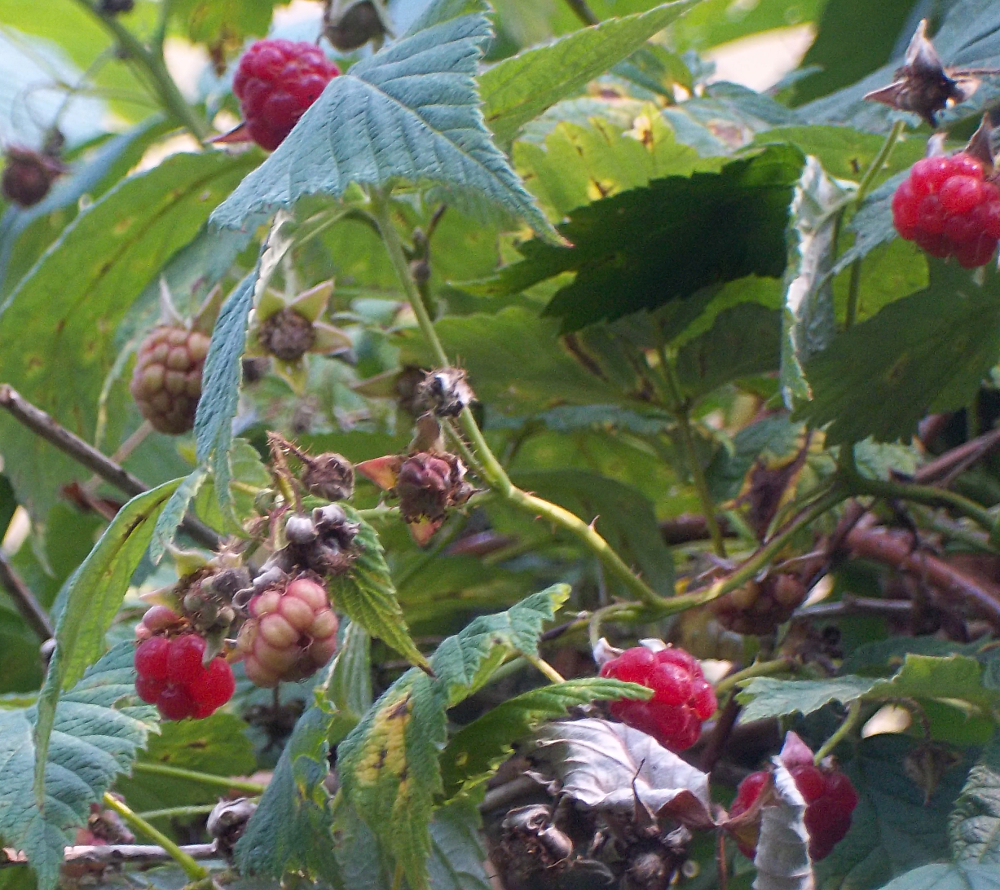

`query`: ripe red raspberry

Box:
[599,644,717,752]
[729,761,858,861]
[232,40,340,151]
[892,153,1000,268]
[130,325,210,434]
[134,633,235,721]
[237,576,339,687]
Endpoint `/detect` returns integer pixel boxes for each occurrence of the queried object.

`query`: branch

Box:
[0,552,53,640]
[66,842,218,866]
[845,524,1000,629]
[0,386,221,550]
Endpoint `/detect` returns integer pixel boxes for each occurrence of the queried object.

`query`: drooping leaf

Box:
[754,762,813,890]
[482,145,803,332]
[424,796,494,890]
[115,712,256,812]
[480,0,700,144]
[338,668,447,890]
[817,735,970,890]
[533,718,712,825]
[440,678,650,800]
[328,506,428,670]
[431,585,569,706]
[235,702,339,880]
[32,479,180,805]
[949,741,1000,866]
[798,261,1000,445]
[0,643,157,890]
[210,15,555,241]
[323,620,373,743]
[194,270,259,520]
[0,151,254,519]
[781,156,852,402]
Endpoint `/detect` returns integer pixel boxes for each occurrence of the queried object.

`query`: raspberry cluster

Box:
[237,576,339,687]
[130,325,210,434]
[713,574,807,636]
[892,153,1000,268]
[134,633,235,721]
[730,762,858,861]
[599,645,717,752]
[233,40,340,151]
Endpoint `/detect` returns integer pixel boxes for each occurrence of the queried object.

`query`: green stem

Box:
[102,793,209,881]
[814,699,864,762]
[714,657,794,696]
[71,0,208,139]
[660,352,726,558]
[138,803,224,821]
[130,762,267,794]
[371,188,665,608]
[844,119,905,329]
[844,472,995,532]
[523,652,566,684]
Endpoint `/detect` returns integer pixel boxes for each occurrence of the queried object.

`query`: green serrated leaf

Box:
[0,151,254,519]
[211,15,555,242]
[338,668,446,890]
[480,0,699,144]
[431,585,569,706]
[481,145,803,332]
[950,741,1000,866]
[0,643,157,890]
[440,677,648,799]
[235,703,339,880]
[798,261,1000,445]
[425,796,493,890]
[738,676,878,722]
[329,506,428,669]
[194,271,258,518]
[322,620,372,743]
[32,479,180,806]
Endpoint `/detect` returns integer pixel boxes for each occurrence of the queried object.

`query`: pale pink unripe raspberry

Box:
[237,576,339,687]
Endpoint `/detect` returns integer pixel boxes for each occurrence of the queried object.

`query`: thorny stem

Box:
[659,349,727,558]
[844,119,905,329]
[814,698,864,763]
[371,189,665,608]
[713,657,793,697]
[130,762,267,794]
[71,0,208,139]
[101,793,209,881]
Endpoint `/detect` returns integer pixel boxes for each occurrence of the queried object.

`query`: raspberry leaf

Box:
[338,668,447,890]
[328,506,429,670]
[797,260,1000,445]
[948,740,1000,866]
[234,700,340,881]
[480,0,700,144]
[533,718,713,828]
[753,761,813,890]
[871,864,1000,890]
[149,467,208,564]
[738,676,879,722]
[431,584,569,706]
[439,677,650,800]
[475,145,803,332]
[211,15,557,242]
[0,643,157,890]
